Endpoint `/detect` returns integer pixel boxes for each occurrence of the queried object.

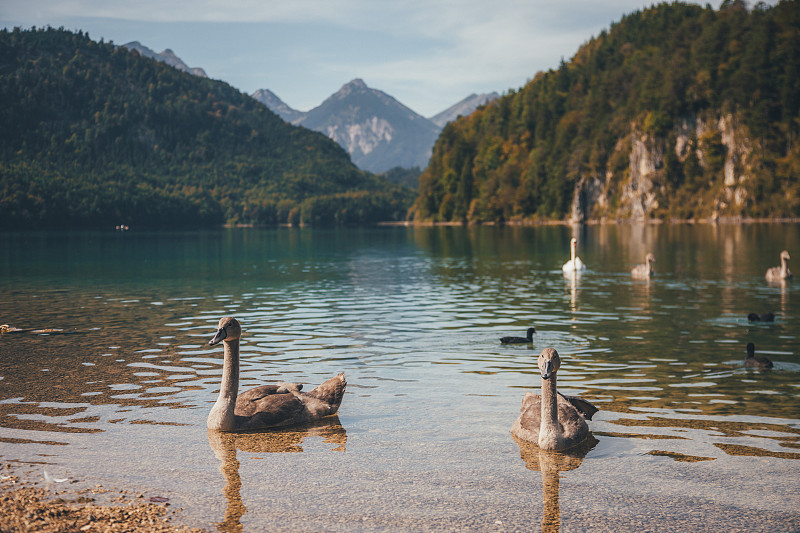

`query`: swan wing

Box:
[306,373,347,413]
[235,392,306,429]
[236,384,297,407]
[557,392,599,420]
[510,392,541,443]
[562,257,586,272]
[631,264,648,278]
[556,395,590,446]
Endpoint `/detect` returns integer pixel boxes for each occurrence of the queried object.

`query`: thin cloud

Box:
[3,0,771,116]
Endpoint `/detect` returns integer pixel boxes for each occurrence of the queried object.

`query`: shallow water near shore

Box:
[1,224,799,531]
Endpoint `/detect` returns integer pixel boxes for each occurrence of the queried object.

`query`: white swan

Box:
[766,250,792,283]
[207,317,346,431]
[511,348,598,450]
[631,253,655,279]
[562,238,586,273]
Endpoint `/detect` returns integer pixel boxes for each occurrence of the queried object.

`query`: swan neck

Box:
[541,375,558,423]
[208,339,240,431]
[570,241,576,262]
[782,256,789,275]
[220,339,240,400]
[539,374,560,448]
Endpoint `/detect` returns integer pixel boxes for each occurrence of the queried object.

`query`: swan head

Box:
[570,237,577,248]
[538,348,561,380]
[646,253,655,264]
[781,250,791,261]
[209,317,242,346]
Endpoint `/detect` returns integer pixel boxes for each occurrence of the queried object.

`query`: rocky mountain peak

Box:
[295,79,441,172]
[331,78,376,102]
[251,89,304,123]
[348,78,367,88]
[121,41,207,78]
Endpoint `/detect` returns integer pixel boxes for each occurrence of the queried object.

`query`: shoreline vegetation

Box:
[0,463,205,533]
[4,216,798,231]
[351,216,800,228]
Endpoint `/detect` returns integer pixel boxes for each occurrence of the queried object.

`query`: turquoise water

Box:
[1,224,799,531]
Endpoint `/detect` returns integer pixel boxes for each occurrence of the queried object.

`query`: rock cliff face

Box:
[715,114,754,213]
[294,79,442,173]
[570,112,755,222]
[329,116,394,157]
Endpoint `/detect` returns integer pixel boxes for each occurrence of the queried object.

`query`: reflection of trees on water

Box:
[207,417,347,533]
[513,435,598,533]
[596,415,800,460]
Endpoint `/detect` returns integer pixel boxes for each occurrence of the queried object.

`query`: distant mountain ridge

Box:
[251,81,498,173]
[122,41,208,78]
[116,39,502,177]
[251,88,304,123]
[115,40,498,173]
[430,92,499,128]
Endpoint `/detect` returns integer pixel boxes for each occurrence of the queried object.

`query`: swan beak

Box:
[541,361,553,380]
[209,328,227,346]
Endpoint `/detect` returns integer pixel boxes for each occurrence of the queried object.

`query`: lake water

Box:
[1,224,799,532]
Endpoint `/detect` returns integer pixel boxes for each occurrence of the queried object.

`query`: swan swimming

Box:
[562,238,586,274]
[631,253,655,279]
[511,348,598,450]
[765,250,792,283]
[207,317,346,431]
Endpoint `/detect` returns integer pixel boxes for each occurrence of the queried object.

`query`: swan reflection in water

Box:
[207,417,347,532]
[513,434,598,533]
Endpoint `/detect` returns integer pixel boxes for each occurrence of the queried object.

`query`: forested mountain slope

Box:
[412,0,800,223]
[0,28,412,228]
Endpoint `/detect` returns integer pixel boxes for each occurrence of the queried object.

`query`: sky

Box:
[0,0,768,117]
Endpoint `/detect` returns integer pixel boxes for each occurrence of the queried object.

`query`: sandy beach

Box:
[0,463,205,533]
